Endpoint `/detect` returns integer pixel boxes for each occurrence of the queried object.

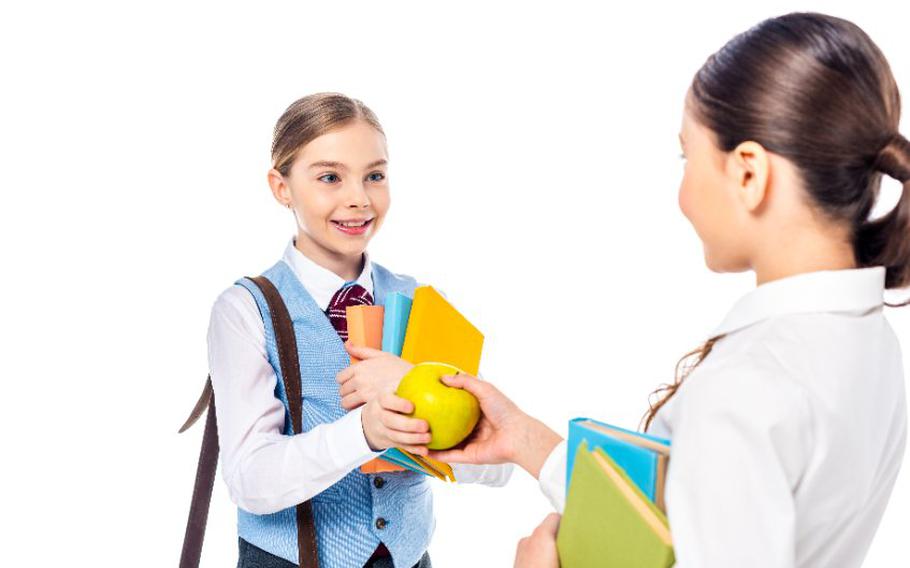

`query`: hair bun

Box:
[876,134,910,183]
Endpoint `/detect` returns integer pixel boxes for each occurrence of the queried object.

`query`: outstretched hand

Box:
[428,374,563,479]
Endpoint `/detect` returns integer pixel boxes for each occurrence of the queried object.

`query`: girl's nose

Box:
[345,181,371,208]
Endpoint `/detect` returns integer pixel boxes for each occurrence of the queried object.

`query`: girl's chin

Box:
[325,236,372,257]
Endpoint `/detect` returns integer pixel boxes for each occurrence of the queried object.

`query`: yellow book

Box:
[401,286,484,376]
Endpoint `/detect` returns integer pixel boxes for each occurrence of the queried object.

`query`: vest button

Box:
[373,477,386,489]
[375,517,387,530]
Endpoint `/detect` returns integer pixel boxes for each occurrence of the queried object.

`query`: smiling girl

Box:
[206,93,510,568]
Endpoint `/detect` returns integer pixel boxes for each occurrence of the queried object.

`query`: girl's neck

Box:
[294,233,365,282]
[752,226,857,286]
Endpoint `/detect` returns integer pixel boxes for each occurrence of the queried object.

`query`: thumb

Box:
[536,513,561,537]
[441,373,500,403]
[344,341,386,360]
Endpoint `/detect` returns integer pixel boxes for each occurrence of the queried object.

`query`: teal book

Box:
[381,292,413,356]
[567,418,670,510]
[557,442,675,568]
[378,449,426,471]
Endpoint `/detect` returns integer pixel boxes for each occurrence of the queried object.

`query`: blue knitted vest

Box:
[234,260,434,568]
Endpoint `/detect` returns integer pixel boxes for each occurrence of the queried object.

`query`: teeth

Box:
[337,220,368,228]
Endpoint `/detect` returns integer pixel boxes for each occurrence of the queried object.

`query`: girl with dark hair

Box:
[360,13,910,567]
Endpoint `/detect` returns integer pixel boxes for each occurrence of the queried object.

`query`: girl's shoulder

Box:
[209,283,264,336]
[371,260,418,285]
[668,332,813,449]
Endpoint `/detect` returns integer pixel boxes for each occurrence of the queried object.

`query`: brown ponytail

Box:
[861,134,910,298]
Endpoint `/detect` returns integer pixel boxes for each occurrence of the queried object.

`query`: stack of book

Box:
[557,418,675,567]
[346,286,484,481]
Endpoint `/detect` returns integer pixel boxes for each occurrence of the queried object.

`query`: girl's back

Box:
[653,268,906,567]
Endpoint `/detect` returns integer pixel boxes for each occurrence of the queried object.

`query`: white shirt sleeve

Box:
[451,462,515,486]
[207,285,382,515]
[664,363,813,568]
[538,440,568,513]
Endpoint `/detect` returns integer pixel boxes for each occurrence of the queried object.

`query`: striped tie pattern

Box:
[325,284,373,341]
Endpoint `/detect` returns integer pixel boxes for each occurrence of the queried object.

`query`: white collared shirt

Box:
[538,267,906,568]
[208,239,511,515]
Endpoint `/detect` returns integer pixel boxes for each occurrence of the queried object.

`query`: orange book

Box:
[346,305,384,362]
[347,305,408,474]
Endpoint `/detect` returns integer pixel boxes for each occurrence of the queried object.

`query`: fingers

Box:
[340,393,365,410]
[428,448,473,464]
[335,365,355,385]
[379,393,415,415]
[339,378,358,397]
[384,429,432,447]
[344,342,386,360]
[381,410,429,433]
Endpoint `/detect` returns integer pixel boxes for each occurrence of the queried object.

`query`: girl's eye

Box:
[367,171,386,182]
[318,173,340,183]
[679,153,687,161]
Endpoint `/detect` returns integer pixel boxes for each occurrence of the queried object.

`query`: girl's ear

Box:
[726,141,771,213]
[267,168,293,208]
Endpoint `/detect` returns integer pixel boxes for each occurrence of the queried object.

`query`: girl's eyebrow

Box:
[309,160,347,170]
[308,159,387,170]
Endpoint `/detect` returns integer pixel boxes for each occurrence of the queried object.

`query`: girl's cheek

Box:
[678,178,694,221]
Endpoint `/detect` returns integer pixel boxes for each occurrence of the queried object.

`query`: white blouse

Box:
[208,239,512,515]
[538,267,906,568]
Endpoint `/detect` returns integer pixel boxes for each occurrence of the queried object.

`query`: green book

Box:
[557,442,675,568]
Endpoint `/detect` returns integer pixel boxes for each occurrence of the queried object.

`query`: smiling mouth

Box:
[331,218,373,228]
[331,217,375,234]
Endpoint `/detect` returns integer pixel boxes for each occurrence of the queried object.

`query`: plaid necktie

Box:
[325,283,373,341]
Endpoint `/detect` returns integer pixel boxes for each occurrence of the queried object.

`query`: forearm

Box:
[224,407,380,514]
[209,287,381,514]
[511,415,564,480]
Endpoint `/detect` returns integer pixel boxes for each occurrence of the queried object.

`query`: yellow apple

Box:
[395,362,481,450]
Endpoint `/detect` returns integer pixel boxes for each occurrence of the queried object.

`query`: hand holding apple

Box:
[361,393,432,456]
[427,373,563,479]
[395,362,481,450]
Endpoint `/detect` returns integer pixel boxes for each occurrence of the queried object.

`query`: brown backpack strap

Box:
[178,276,319,568]
[250,275,319,568]
[179,376,219,568]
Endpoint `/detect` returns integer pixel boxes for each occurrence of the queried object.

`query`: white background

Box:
[2,1,908,566]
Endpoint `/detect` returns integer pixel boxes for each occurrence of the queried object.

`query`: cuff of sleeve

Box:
[538,440,568,514]
[452,462,514,486]
[327,406,384,470]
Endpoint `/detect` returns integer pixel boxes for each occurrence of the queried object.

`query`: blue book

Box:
[376,292,453,480]
[379,448,450,480]
[567,418,671,511]
[381,292,413,356]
